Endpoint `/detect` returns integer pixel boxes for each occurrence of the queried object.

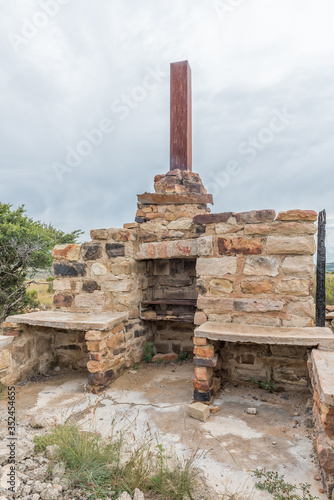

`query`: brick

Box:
[196,257,237,276]
[193,390,213,403]
[88,369,116,386]
[193,337,208,346]
[193,354,219,367]
[194,366,213,380]
[267,236,316,255]
[188,402,210,421]
[243,256,279,277]
[235,209,276,223]
[152,353,178,362]
[193,378,213,391]
[276,209,318,222]
[193,345,215,358]
[52,244,81,261]
[218,237,262,255]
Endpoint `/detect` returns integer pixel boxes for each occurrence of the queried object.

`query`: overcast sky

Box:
[1,1,334,259]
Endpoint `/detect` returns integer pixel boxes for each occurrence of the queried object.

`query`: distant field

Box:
[27,281,53,309]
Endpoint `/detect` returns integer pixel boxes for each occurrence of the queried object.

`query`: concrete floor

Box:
[2,360,327,499]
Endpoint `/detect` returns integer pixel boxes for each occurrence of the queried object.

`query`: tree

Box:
[0,203,83,324]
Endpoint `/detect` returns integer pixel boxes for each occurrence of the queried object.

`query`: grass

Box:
[252,469,319,500]
[34,420,200,499]
[26,281,53,308]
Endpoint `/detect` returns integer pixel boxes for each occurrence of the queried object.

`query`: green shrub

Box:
[143,342,154,363]
[253,468,319,499]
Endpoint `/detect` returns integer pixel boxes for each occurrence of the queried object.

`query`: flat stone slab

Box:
[6,311,128,332]
[311,350,334,406]
[195,322,334,349]
[0,335,14,348]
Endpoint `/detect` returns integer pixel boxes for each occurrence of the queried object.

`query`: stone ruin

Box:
[1,61,334,497]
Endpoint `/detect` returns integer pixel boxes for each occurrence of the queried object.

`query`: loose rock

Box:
[30,414,47,428]
[246,408,257,415]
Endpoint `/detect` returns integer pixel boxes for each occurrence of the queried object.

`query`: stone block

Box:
[52,244,81,261]
[153,260,170,275]
[106,243,125,258]
[74,292,105,310]
[196,257,237,277]
[244,222,317,235]
[234,298,284,312]
[197,236,214,256]
[274,279,310,296]
[218,237,262,255]
[267,236,316,255]
[0,350,11,370]
[235,209,276,223]
[90,263,108,276]
[81,243,103,261]
[85,330,107,341]
[53,279,81,293]
[209,278,233,295]
[240,280,272,294]
[90,229,109,240]
[194,312,207,325]
[193,354,219,367]
[168,218,193,230]
[243,256,279,276]
[53,294,73,308]
[53,262,86,278]
[152,353,178,362]
[193,337,208,346]
[86,340,107,352]
[193,389,213,403]
[286,298,315,318]
[101,277,133,292]
[233,316,280,327]
[82,280,100,293]
[282,256,315,277]
[106,332,125,348]
[197,297,234,313]
[193,212,234,225]
[88,369,116,386]
[276,209,318,221]
[188,402,210,421]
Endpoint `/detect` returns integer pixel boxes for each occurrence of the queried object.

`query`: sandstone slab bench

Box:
[192,322,334,403]
[1,310,146,392]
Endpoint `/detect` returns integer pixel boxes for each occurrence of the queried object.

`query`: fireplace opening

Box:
[140,259,198,354]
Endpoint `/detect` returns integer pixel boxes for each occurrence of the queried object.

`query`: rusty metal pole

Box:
[170,61,192,171]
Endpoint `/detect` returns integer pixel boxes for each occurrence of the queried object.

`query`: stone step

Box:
[311,350,334,406]
[6,311,128,332]
[195,322,334,350]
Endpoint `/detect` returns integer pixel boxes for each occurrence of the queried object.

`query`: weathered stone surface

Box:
[196,257,237,276]
[53,262,86,278]
[240,280,272,294]
[52,244,81,261]
[243,256,279,277]
[197,297,234,313]
[234,298,284,312]
[218,237,262,255]
[81,243,103,261]
[193,345,215,358]
[195,322,334,349]
[0,349,10,370]
[312,350,334,406]
[276,209,318,221]
[101,277,133,292]
[215,222,242,234]
[244,222,317,235]
[233,316,280,327]
[168,218,193,230]
[282,256,315,277]
[193,337,208,346]
[30,414,47,428]
[314,411,334,475]
[106,332,125,348]
[106,243,125,258]
[274,279,310,296]
[193,212,234,225]
[193,377,213,392]
[209,278,233,295]
[194,366,213,380]
[82,280,100,293]
[90,228,109,240]
[197,236,214,256]
[152,353,178,362]
[74,293,105,310]
[53,294,73,308]
[137,193,213,205]
[286,298,315,318]
[267,236,316,255]
[235,209,276,223]
[90,263,108,276]
[188,402,210,421]
[53,278,81,293]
